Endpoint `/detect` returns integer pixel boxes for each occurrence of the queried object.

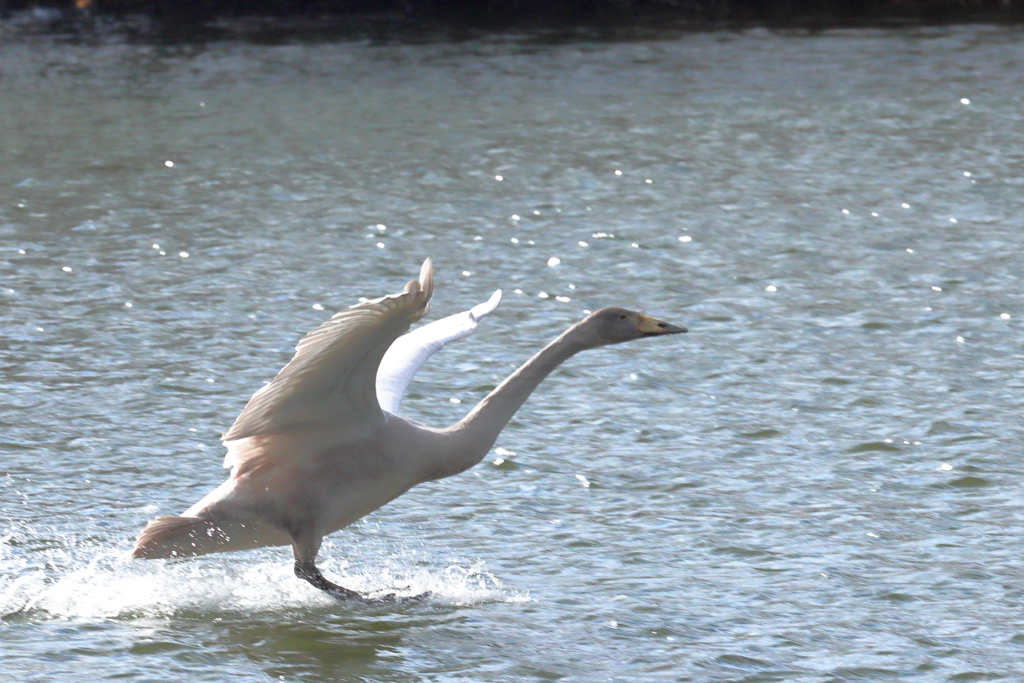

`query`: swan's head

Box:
[575,307,687,348]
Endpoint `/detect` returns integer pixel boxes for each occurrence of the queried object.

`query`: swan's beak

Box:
[638,314,687,336]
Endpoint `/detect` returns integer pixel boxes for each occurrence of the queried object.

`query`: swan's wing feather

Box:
[468,289,502,319]
[376,289,501,415]
[222,259,434,443]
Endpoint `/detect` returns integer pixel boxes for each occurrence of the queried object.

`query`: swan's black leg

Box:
[294,559,362,601]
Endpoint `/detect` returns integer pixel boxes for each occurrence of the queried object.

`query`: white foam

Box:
[1,542,528,621]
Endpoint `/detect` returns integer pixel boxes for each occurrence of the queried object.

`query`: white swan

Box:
[132,259,686,599]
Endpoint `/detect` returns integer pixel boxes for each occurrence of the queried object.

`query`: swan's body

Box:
[132,259,685,598]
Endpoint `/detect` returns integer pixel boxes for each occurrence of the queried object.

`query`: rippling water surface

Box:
[2,21,1024,682]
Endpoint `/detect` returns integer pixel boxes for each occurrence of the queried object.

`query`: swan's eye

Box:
[619,314,627,320]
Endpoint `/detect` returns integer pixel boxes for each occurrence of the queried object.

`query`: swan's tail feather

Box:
[132,515,286,559]
[132,516,230,559]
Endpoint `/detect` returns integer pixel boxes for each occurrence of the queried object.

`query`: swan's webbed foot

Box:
[294,559,362,601]
[371,590,433,604]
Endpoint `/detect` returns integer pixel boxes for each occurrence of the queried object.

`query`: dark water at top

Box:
[2,20,1024,682]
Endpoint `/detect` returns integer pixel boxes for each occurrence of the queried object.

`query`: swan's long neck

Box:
[422,325,588,481]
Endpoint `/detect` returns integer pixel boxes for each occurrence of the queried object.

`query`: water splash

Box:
[1,540,528,622]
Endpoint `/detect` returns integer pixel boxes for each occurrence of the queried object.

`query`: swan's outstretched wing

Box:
[222,259,434,443]
[376,289,501,415]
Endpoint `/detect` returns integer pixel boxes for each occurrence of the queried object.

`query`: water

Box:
[2,20,1024,682]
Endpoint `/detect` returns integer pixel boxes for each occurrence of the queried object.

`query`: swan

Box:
[132,258,686,599]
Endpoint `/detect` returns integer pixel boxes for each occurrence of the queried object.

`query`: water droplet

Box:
[312,303,324,311]
[871,212,879,217]
[963,171,972,177]
[765,285,777,292]
[511,214,520,220]
[538,292,550,299]
[645,179,653,184]
[1000,313,1010,320]
[678,235,692,242]
[841,209,850,215]
[614,170,622,176]
[510,238,519,244]
[494,175,503,181]
[547,257,560,267]
[151,243,160,249]
[555,296,571,302]
[961,98,971,105]
[901,203,910,209]
[940,463,953,470]
[179,251,189,258]
[17,249,25,254]
[165,160,174,168]
[462,270,472,276]
[62,266,72,272]
[949,217,958,223]
[956,336,965,343]
[906,248,914,253]
[125,302,133,308]
[376,224,386,231]
[576,474,591,488]
[630,243,639,248]
[931,286,942,292]
[376,242,385,249]
[578,241,588,247]
[449,397,461,403]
